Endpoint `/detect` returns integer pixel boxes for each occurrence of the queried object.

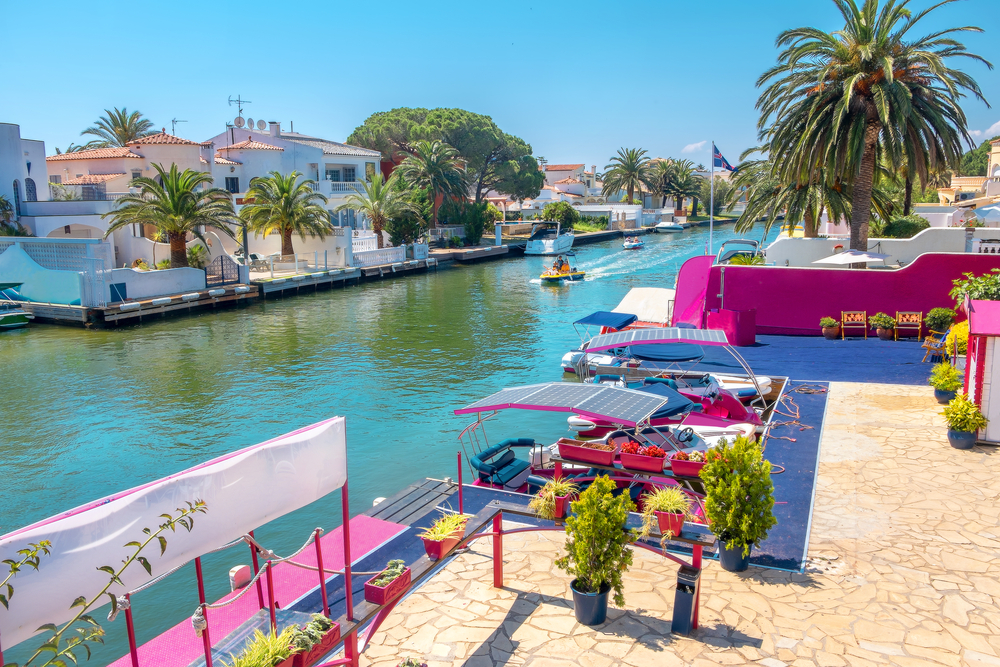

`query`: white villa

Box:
[0,122,48,215]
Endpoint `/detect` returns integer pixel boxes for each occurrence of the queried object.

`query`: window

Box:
[343,167,355,182]
[12,181,20,218]
[325,168,341,182]
[225,177,240,193]
[49,175,61,184]
[24,178,36,202]
[131,170,142,182]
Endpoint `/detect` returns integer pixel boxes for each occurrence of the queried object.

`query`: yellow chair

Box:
[895,311,923,341]
[921,329,950,362]
[841,311,867,339]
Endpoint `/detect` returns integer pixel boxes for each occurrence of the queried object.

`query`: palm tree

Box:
[601,148,652,204]
[647,160,673,209]
[82,107,155,147]
[55,141,103,155]
[240,171,333,257]
[757,0,990,251]
[398,140,468,228]
[0,195,12,226]
[664,160,701,214]
[103,164,236,268]
[335,172,418,249]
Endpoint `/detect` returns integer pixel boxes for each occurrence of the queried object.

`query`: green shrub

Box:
[868,312,896,330]
[925,307,956,333]
[418,512,468,542]
[942,393,988,432]
[701,436,776,557]
[370,559,407,587]
[882,215,930,239]
[819,316,839,328]
[949,268,1000,306]
[555,475,635,606]
[929,362,963,392]
[946,320,969,355]
[187,244,209,269]
[222,627,296,667]
[542,201,580,226]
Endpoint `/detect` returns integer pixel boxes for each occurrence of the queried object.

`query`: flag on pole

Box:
[712,144,737,172]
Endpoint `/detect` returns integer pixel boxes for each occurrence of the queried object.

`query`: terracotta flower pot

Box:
[876,327,894,341]
[655,511,685,537]
[821,325,841,340]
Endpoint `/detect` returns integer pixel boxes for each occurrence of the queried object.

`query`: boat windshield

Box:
[529,224,560,241]
[715,239,760,264]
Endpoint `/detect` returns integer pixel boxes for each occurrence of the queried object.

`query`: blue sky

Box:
[5,0,998,168]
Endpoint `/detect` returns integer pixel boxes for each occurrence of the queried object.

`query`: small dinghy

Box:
[622,237,645,249]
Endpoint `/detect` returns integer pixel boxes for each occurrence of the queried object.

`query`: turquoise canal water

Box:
[0,223,766,663]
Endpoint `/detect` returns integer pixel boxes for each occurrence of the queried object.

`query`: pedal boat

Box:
[540,268,585,283]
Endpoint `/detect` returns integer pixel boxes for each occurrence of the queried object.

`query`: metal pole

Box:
[124,593,139,667]
[492,513,503,588]
[200,604,214,667]
[249,531,265,609]
[314,528,330,617]
[709,142,715,257]
[265,561,277,633]
[0,628,4,667]
[342,483,354,621]
[241,223,249,263]
[457,452,464,515]
[324,250,328,270]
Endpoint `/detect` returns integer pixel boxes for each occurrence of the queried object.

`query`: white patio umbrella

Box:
[812,249,890,265]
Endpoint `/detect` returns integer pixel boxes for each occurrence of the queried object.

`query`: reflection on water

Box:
[0,224,764,663]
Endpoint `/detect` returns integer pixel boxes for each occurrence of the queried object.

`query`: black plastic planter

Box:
[934,388,957,404]
[947,429,976,450]
[570,579,610,625]
[719,542,750,572]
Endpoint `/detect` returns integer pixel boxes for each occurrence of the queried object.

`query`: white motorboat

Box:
[654,221,684,233]
[524,221,575,256]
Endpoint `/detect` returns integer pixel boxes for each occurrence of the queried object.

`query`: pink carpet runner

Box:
[107,515,406,667]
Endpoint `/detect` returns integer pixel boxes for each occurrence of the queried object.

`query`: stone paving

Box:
[359,382,1000,667]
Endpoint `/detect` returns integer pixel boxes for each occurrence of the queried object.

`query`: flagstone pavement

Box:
[359,382,1000,667]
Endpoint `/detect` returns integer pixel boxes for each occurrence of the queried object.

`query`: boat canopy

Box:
[583,327,729,353]
[574,311,638,329]
[455,382,692,426]
[627,343,704,363]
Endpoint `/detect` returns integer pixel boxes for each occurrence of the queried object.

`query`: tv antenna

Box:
[228,95,252,118]
[170,118,187,135]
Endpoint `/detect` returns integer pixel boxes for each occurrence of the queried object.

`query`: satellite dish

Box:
[234,117,245,128]
[246,118,254,130]
[256,120,267,130]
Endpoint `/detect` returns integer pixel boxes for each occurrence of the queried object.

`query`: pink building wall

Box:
[673,253,1000,336]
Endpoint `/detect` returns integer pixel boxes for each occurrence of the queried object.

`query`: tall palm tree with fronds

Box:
[82,107,156,147]
[602,148,652,204]
[398,140,468,228]
[757,0,990,251]
[664,159,701,213]
[336,172,417,249]
[647,160,673,209]
[240,171,333,257]
[103,163,236,268]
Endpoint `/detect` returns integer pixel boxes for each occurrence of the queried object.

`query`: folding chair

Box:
[922,329,950,362]
[895,311,923,340]
[841,311,867,339]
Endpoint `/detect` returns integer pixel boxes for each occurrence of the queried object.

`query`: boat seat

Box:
[472,440,534,491]
[643,377,678,390]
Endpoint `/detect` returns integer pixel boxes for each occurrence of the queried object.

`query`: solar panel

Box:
[456,384,550,413]
[584,327,728,352]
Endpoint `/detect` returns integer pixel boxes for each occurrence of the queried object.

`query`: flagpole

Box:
[709,141,715,257]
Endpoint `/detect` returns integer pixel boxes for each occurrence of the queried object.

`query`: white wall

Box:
[106,267,206,302]
[0,124,27,218]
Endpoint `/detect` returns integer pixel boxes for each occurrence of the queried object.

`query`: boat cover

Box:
[455,382,682,426]
[611,287,675,324]
[633,382,696,418]
[627,343,704,363]
[0,418,348,648]
[574,311,638,329]
[584,327,729,352]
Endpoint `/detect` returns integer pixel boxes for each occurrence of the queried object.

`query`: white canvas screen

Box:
[0,417,347,649]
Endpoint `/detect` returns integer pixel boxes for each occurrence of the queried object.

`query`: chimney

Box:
[200,142,214,164]
[269,121,280,137]
[591,165,596,175]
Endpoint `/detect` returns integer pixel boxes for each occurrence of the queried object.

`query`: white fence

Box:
[0,238,111,307]
[352,230,378,252]
[353,246,406,267]
[412,243,429,260]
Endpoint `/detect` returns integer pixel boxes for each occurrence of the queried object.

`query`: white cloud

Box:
[970,119,1000,139]
[682,141,707,154]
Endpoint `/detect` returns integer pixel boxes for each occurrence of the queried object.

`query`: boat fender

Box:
[235,285,251,294]
[229,564,252,592]
[150,297,172,306]
[119,302,141,312]
[373,497,386,506]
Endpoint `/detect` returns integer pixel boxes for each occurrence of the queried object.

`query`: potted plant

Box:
[701,436,776,572]
[929,362,963,404]
[868,312,896,341]
[364,559,411,605]
[397,659,428,667]
[618,440,667,473]
[224,627,297,667]
[528,477,579,520]
[556,437,618,466]
[925,307,956,333]
[555,475,635,626]
[668,449,707,477]
[289,615,340,667]
[819,316,841,340]
[639,486,692,542]
[942,393,987,450]
[418,512,469,560]
[946,321,969,369]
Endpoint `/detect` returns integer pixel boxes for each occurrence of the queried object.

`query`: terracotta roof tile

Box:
[544,164,585,171]
[131,130,200,146]
[47,147,143,161]
[554,177,583,184]
[63,173,127,185]
[214,155,241,165]
[219,135,284,152]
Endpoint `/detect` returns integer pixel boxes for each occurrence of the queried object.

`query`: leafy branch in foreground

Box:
[9,501,207,667]
[1,541,52,610]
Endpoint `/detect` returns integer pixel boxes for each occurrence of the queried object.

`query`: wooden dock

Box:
[98,284,259,325]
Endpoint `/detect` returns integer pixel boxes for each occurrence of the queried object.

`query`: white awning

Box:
[812,249,889,265]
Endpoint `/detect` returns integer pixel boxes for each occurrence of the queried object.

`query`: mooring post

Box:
[314,528,330,617]
[342,483,354,621]
[457,452,463,515]
[124,593,139,667]
[492,513,503,588]
[265,561,277,633]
